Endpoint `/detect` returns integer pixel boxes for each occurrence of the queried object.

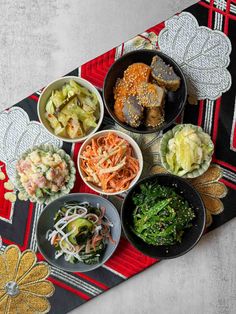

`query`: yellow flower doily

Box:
[151,164,227,227]
[0,245,55,314]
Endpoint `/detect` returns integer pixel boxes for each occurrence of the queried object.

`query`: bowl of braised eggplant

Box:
[103,50,187,134]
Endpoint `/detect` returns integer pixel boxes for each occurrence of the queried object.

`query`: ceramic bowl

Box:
[103,49,187,134]
[160,124,214,178]
[36,193,121,272]
[121,173,206,259]
[37,76,104,143]
[78,129,143,195]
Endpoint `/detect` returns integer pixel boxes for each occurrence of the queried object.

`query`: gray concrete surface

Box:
[0,1,235,313]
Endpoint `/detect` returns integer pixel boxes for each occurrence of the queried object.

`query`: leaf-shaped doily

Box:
[158,12,232,100]
[0,107,62,182]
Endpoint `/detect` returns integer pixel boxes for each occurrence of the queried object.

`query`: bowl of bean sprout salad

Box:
[36,193,121,272]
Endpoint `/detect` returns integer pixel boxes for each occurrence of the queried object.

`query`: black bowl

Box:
[121,174,206,259]
[103,49,187,134]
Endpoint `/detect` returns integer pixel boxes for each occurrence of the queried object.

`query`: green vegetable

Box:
[165,125,214,176]
[35,188,43,198]
[66,218,94,245]
[132,181,195,246]
[45,80,99,139]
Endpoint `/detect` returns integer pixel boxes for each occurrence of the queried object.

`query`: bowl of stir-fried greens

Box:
[37,76,104,143]
[121,174,206,259]
[36,193,121,272]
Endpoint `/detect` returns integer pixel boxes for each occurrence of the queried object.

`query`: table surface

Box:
[0,1,235,314]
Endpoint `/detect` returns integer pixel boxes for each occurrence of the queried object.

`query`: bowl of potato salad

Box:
[37,76,104,143]
[15,144,76,204]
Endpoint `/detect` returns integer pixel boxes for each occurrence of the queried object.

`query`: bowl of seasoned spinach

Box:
[121,174,206,259]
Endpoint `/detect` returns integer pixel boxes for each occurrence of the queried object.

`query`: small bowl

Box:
[78,129,143,195]
[121,174,206,259]
[160,124,214,178]
[15,144,76,204]
[36,193,121,272]
[37,76,104,143]
[103,49,187,134]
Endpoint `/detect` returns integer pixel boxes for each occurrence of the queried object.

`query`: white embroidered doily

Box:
[0,107,62,183]
[158,12,232,100]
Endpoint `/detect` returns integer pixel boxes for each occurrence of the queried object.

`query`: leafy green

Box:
[132,181,195,246]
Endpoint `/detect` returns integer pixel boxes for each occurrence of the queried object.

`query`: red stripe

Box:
[224,0,231,35]
[208,0,214,28]
[197,100,204,126]
[49,277,91,301]
[2,238,16,246]
[121,43,125,56]
[212,98,221,146]
[232,120,236,149]
[105,237,157,278]
[75,273,109,291]
[29,94,39,102]
[212,158,236,172]
[220,178,236,190]
[199,1,236,22]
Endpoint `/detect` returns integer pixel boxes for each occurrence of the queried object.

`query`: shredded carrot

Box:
[80,132,139,193]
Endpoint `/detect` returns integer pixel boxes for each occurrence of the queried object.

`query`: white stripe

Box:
[203,100,209,133]
[222,168,236,182]
[203,0,224,133]
[102,264,127,279]
[203,100,214,134]
[230,4,236,14]
[51,267,102,295]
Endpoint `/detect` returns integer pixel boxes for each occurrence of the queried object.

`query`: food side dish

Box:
[165,124,214,176]
[47,201,115,264]
[45,80,100,139]
[131,181,195,245]
[80,132,139,193]
[16,148,70,200]
[113,55,181,128]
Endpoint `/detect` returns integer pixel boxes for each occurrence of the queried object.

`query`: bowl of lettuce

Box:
[160,124,214,178]
[38,76,104,143]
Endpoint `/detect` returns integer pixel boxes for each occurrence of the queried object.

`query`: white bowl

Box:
[78,130,143,195]
[37,76,104,143]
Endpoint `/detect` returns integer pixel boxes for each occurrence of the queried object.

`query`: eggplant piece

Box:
[137,82,165,108]
[145,106,164,128]
[151,56,180,91]
[122,95,143,128]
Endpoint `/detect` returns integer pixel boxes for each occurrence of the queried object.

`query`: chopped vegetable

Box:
[47,201,115,264]
[165,125,214,176]
[45,80,100,139]
[132,181,195,245]
[80,132,139,193]
[16,149,70,200]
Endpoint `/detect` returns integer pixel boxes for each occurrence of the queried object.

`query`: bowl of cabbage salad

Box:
[38,76,104,143]
[160,124,214,178]
[15,144,76,204]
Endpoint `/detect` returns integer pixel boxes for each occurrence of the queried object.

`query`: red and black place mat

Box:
[0,1,235,313]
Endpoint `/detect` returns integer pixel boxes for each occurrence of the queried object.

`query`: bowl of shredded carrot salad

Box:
[78,130,143,195]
